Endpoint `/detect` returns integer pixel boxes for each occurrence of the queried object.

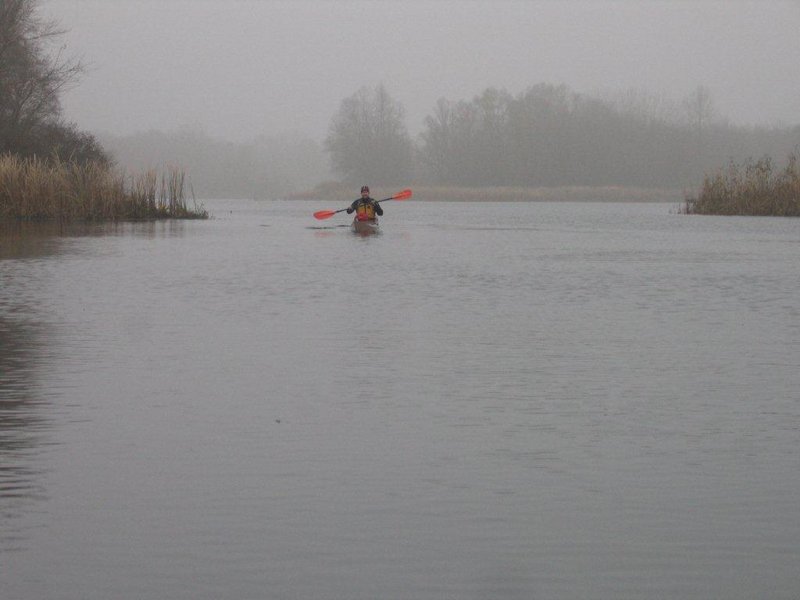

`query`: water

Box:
[1,200,799,599]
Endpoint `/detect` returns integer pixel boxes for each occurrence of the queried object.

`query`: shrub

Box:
[685,151,800,216]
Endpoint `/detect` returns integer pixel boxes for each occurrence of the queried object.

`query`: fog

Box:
[45,0,800,143]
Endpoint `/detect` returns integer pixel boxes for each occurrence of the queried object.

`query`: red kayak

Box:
[352,214,379,235]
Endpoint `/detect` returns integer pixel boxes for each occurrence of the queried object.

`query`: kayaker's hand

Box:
[346,207,354,214]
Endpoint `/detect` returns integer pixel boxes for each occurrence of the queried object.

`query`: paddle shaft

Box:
[313,189,412,220]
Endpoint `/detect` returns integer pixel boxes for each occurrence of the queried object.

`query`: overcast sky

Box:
[44,0,800,142]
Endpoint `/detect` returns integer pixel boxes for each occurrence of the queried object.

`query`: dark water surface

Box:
[1,201,799,599]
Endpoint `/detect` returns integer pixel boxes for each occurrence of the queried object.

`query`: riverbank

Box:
[287,181,682,203]
[0,154,207,221]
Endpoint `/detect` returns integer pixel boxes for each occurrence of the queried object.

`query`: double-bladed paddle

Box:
[313,188,413,220]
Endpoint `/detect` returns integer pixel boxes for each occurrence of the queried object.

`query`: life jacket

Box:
[355,199,376,220]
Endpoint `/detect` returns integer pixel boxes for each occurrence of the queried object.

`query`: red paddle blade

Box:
[392,188,412,200]
[313,210,336,220]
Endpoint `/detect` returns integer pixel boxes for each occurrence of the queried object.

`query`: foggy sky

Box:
[44,0,800,142]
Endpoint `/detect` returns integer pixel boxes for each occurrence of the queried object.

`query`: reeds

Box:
[288,181,679,203]
[0,154,207,221]
[684,152,800,216]
[402,185,679,203]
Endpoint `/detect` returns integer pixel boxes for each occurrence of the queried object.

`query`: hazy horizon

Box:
[45,0,800,143]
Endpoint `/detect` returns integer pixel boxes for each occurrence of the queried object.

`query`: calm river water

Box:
[1,200,799,599]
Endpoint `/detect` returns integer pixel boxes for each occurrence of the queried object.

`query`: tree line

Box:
[2,0,326,200]
[327,84,800,190]
[2,0,208,221]
[1,0,108,164]
[5,0,799,198]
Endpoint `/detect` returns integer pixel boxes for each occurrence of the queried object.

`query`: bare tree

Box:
[683,85,715,133]
[683,85,715,180]
[325,83,413,185]
[419,97,456,183]
[0,0,89,158]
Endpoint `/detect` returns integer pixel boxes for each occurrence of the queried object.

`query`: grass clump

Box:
[0,154,207,221]
[684,151,800,216]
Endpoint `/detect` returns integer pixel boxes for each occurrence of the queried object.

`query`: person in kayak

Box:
[346,186,383,221]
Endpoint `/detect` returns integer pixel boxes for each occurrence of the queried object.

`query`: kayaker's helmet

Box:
[361,186,369,194]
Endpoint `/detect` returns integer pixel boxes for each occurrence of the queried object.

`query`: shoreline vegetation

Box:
[292,151,800,217]
[683,152,800,216]
[0,154,207,221]
[2,1,207,223]
[287,182,683,203]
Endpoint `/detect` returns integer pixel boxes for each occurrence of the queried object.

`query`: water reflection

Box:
[1,221,69,552]
[1,221,67,260]
[1,204,799,598]
[0,219,188,257]
[0,218,189,552]
[0,317,49,553]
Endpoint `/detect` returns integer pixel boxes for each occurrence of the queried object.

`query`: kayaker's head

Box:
[360,185,369,197]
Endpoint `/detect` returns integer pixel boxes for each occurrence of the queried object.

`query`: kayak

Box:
[352,215,379,235]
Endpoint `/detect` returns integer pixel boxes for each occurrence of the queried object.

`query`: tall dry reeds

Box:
[685,151,800,216]
[0,154,207,221]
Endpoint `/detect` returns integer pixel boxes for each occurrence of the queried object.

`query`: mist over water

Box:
[34,1,800,202]
[2,201,798,599]
[47,1,800,142]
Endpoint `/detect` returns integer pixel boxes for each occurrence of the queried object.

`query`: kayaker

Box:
[346,186,383,220]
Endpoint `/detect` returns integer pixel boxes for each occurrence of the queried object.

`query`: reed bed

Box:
[0,154,207,221]
[684,152,800,216]
[288,181,680,203]
[403,185,679,203]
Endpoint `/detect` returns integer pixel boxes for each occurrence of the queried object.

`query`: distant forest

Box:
[324,83,800,192]
[104,83,800,199]
[418,85,800,189]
